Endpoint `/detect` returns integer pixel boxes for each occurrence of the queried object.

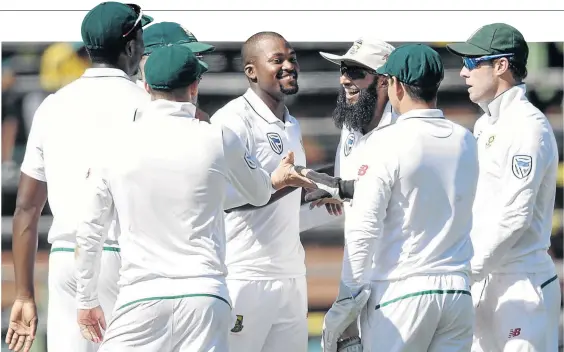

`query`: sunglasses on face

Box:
[340,63,378,80]
[123,3,144,38]
[462,53,514,70]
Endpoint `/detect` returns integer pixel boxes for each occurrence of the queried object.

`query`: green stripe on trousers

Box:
[374,289,471,310]
[50,247,120,253]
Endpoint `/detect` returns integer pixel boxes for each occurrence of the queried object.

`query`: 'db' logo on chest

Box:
[344,133,356,157]
[266,132,284,155]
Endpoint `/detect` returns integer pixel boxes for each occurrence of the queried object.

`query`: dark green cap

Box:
[446,23,528,63]
[145,44,208,90]
[376,44,444,87]
[143,22,215,56]
[81,2,153,50]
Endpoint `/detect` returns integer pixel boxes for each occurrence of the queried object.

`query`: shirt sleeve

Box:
[221,124,271,207]
[20,95,54,182]
[211,108,264,209]
[75,165,115,309]
[341,138,396,287]
[470,123,553,282]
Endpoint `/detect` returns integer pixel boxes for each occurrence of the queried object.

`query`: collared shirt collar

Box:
[135,99,197,121]
[396,108,445,122]
[478,84,527,124]
[375,101,399,130]
[243,88,291,125]
[81,67,132,80]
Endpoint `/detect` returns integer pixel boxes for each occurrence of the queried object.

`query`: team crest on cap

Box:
[347,39,363,56]
[267,132,284,155]
[512,155,532,179]
[344,133,356,157]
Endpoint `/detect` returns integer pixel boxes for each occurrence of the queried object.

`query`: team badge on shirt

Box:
[244,152,257,169]
[266,132,284,155]
[512,155,532,179]
[344,133,355,157]
[231,315,244,333]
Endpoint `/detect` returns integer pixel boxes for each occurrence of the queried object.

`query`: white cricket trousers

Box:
[360,273,474,352]
[471,270,561,352]
[227,277,308,352]
[98,294,232,352]
[47,242,120,352]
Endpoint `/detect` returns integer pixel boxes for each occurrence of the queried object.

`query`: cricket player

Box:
[5,3,152,352]
[447,23,561,351]
[74,44,314,351]
[300,37,397,232]
[210,31,309,352]
[136,21,214,89]
[137,21,214,123]
[302,44,479,352]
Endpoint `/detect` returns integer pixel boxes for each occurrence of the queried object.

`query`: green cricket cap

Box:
[376,44,444,87]
[143,22,215,55]
[446,23,528,63]
[81,2,153,50]
[145,44,208,90]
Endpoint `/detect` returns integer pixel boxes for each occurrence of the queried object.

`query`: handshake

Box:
[270,152,355,202]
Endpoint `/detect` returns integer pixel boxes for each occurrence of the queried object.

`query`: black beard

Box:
[332,79,378,131]
[280,84,299,95]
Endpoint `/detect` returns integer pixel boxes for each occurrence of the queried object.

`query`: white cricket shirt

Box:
[470,84,558,282]
[299,102,397,232]
[343,109,479,285]
[211,88,307,279]
[75,99,273,309]
[20,68,150,247]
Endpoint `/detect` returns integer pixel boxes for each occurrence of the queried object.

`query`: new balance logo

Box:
[508,328,521,338]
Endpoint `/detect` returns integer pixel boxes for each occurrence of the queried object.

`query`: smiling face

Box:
[245,36,299,99]
[332,63,388,131]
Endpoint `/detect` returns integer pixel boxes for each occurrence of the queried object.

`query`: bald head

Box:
[242,31,287,66]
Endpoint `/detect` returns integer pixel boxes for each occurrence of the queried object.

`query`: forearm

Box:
[75,224,107,309]
[12,206,41,299]
[342,233,376,287]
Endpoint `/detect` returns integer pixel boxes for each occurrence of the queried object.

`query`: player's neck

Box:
[254,88,286,121]
[397,100,436,115]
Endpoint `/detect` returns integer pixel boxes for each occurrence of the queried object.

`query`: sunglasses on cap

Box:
[462,53,514,70]
[340,62,378,80]
[123,3,144,38]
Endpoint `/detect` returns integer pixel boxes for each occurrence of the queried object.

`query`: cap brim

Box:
[446,42,491,57]
[141,14,153,27]
[183,42,215,54]
[198,59,209,73]
[375,65,388,76]
[319,51,378,70]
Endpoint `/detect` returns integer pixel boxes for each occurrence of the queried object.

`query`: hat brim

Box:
[141,14,153,27]
[319,51,378,70]
[375,65,389,76]
[198,59,209,73]
[446,42,491,57]
[183,42,215,54]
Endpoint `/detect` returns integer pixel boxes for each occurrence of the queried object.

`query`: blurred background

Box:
[1,41,563,351]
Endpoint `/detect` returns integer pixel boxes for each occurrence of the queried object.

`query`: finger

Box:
[336,204,343,216]
[6,327,13,344]
[325,203,334,215]
[99,314,107,331]
[29,318,37,339]
[14,334,27,352]
[22,336,35,352]
[92,323,104,343]
[80,324,96,342]
[9,332,19,350]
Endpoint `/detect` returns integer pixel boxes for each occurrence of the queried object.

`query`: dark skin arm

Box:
[12,173,47,299]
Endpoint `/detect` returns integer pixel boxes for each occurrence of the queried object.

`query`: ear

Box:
[244,64,257,82]
[394,78,405,100]
[494,57,510,77]
[125,40,135,58]
[144,81,150,94]
[376,75,388,89]
[188,80,199,100]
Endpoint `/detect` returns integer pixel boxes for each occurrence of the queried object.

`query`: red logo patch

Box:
[508,328,521,338]
[358,165,369,176]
